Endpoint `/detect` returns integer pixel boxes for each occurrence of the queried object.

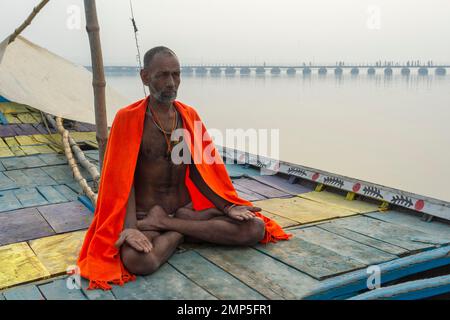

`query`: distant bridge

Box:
[93,65,450,76]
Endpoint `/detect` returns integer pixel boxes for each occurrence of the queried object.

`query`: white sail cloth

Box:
[0,35,130,126]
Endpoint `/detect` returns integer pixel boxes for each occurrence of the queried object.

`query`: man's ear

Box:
[140,68,150,86]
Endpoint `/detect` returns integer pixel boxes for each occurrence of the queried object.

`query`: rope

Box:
[129,0,147,97]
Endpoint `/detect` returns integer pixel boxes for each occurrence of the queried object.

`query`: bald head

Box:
[143,46,177,69]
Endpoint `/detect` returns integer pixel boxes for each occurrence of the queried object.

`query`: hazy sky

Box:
[2,0,450,66]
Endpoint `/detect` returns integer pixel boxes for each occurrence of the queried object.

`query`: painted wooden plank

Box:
[36,185,68,204]
[41,165,75,184]
[232,182,266,201]
[304,246,450,300]
[317,223,408,256]
[254,197,356,224]
[329,216,450,252]
[14,187,49,207]
[15,135,36,146]
[0,138,7,148]
[4,114,21,124]
[0,190,23,212]
[254,237,365,280]
[5,168,56,187]
[19,145,40,156]
[38,279,87,300]
[169,250,266,300]
[80,277,115,300]
[4,137,19,147]
[0,293,4,300]
[1,156,46,170]
[65,182,82,194]
[29,230,86,276]
[260,210,300,228]
[0,147,15,158]
[249,174,313,195]
[37,201,93,233]
[233,177,291,198]
[299,191,379,213]
[30,113,43,123]
[0,207,55,246]
[53,185,79,201]
[84,150,99,162]
[38,153,67,166]
[225,164,260,178]
[195,246,319,299]
[290,227,397,265]
[0,242,50,290]
[366,210,450,239]
[32,145,56,154]
[0,102,30,114]
[349,275,450,300]
[9,146,26,157]
[17,124,39,136]
[16,113,38,124]
[0,126,16,137]
[112,263,216,300]
[0,172,18,190]
[3,284,44,300]
[0,161,4,171]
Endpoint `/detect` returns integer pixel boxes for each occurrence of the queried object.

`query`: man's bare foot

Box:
[137,205,170,231]
[175,207,223,221]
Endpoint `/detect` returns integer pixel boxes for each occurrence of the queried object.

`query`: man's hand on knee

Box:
[225,205,262,221]
[115,228,153,253]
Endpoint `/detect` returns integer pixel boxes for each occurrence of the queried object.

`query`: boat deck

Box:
[0,101,449,300]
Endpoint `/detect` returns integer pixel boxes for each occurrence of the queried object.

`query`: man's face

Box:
[141,53,181,104]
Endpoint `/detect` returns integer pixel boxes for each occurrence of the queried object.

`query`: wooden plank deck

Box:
[0,118,448,300]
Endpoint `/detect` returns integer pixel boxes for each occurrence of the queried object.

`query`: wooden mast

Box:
[8,0,50,44]
[83,0,108,170]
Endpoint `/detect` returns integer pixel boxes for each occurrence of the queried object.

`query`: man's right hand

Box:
[115,228,153,253]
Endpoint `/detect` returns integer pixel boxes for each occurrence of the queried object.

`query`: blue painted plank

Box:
[0,293,5,300]
[38,279,87,300]
[1,156,46,170]
[36,185,68,204]
[0,190,22,212]
[0,112,7,125]
[0,161,5,171]
[0,96,10,103]
[53,184,79,201]
[3,284,44,300]
[0,172,18,191]
[78,195,94,213]
[303,246,450,300]
[195,246,319,299]
[37,154,68,166]
[225,164,260,178]
[14,187,49,207]
[41,165,75,184]
[4,168,56,187]
[80,278,115,300]
[111,263,216,300]
[65,182,82,194]
[249,174,313,195]
[349,275,450,300]
[169,250,266,300]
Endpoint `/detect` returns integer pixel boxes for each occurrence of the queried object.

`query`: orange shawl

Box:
[77,97,291,290]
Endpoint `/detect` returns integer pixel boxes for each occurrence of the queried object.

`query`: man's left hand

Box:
[227,205,262,221]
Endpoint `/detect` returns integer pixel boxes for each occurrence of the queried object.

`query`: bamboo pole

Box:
[84,0,108,171]
[8,0,51,44]
[56,117,98,206]
[44,113,100,188]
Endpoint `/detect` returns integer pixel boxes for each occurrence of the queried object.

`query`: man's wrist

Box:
[223,203,236,214]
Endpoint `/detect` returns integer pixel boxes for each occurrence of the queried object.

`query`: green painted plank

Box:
[329,216,450,252]
[254,236,365,280]
[169,250,265,300]
[54,185,79,201]
[317,223,408,256]
[3,284,44,300]
[225,164,260,178]
[4,168,56,187]
[41,165,74,184]
[36,185,67,204]
[291,227,397,265]
[0,172,17,191]
[195,246,319,299]
[112,263,216,300]
[14,187,49,207]
[65,182,82,194]
[366,210,450,239]
[38,278,87,300]
[0,161,5,171]
[1,156,46,170]
[37,154,68,166]
[80,278,115,300]
[0,190,22,212]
